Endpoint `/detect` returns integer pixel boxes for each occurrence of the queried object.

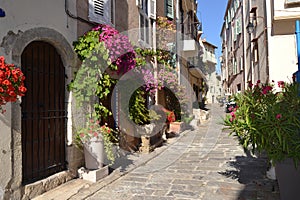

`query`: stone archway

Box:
[5,27,76,199]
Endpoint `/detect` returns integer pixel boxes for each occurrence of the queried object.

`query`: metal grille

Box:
[21,41,66,184]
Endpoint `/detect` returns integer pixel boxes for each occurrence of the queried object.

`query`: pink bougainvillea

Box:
[92,24,136,74]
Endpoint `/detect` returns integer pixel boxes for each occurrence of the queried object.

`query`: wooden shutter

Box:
[89,0,111,24]
[166,0,173,19]
[233,22,237,41]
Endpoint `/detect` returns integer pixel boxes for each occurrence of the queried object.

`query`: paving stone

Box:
[166,190,200,198]
[34,104,280,200]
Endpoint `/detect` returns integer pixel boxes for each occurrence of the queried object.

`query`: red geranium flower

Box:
[0,56,26,113]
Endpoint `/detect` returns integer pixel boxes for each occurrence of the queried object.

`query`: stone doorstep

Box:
[32,179,90,200]
[77,165,109,183]
[24,170,74,200]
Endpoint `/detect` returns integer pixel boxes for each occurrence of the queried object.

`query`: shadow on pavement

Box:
[109,150,135,173]
[218,152,280,199]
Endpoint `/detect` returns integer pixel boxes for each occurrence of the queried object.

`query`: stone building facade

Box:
[221,0,300,95]
[0,0,205,199]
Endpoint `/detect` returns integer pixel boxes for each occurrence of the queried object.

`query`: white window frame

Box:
[139,0,152,47]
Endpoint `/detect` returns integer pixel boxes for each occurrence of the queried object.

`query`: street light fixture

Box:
[246,21,254,34]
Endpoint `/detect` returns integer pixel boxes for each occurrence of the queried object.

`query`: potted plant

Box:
[0,56,27,113]
[75,115,117,169]
[223,80,300,199]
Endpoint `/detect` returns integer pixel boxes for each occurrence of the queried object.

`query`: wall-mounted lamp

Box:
[0,8,6,17]
[246,22,254,34]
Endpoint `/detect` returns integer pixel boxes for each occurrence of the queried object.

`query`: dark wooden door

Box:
[21,41,66,184]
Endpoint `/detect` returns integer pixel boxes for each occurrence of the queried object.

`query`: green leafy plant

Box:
[129,88,151,125]
[223,80,300,167]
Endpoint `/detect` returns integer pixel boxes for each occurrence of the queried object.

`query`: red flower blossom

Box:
[0,56,5,68]
[0,57,26,112]
[2,80,11,86]
[277,81,285,88]
[276,114,282,119]
[19,86,27,93]
[80,133,85,138]
[262,86,272,94]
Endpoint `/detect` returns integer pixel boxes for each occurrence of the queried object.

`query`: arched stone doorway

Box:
[3,27,77,199]
[21,41,66,184]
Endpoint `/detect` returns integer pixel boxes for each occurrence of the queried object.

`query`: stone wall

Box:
[0,4,79,196]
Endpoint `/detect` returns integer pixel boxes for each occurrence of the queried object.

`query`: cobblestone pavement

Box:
[69,104,280,200]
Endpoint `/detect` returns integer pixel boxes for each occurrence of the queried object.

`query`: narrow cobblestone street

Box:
[60,104,280,200]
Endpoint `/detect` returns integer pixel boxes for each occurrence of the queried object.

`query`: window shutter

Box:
[149,0,156,19]
[234,0,237,12]
[236,18,241,34]
[233,58,237,74]
[89,0,111,24]
[166,0,174,19]
[240,56,243,71]
[136,0,142,8]
[233,23,237,41]
[234,0,239,11]
[231,8,234,19]
[236,0,240,9]
[225,18,228,29]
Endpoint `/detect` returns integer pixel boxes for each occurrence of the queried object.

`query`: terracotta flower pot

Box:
[169,122,184,134]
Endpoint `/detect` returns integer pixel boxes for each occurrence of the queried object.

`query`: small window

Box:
[139,0,151,46]
[250,7,257,27]
[237,83,241,92]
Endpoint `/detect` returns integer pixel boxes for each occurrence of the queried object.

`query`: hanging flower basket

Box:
[0,56,27,113]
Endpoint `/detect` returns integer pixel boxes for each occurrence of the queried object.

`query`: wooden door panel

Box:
[21,41,66,184]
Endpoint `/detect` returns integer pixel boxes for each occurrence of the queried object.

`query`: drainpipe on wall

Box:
[176,0,181,84]
[264,0,270,82]
[295,20,300,84]
[242,0,247,91]
[65,0,96,26]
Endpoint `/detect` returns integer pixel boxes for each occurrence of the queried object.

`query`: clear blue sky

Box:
[197,1,228,74]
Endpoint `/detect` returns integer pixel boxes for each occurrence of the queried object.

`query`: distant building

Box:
[201,40,222,104]
[266,0,300,83]
[0,0,206,198]
[220,0,300,95]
